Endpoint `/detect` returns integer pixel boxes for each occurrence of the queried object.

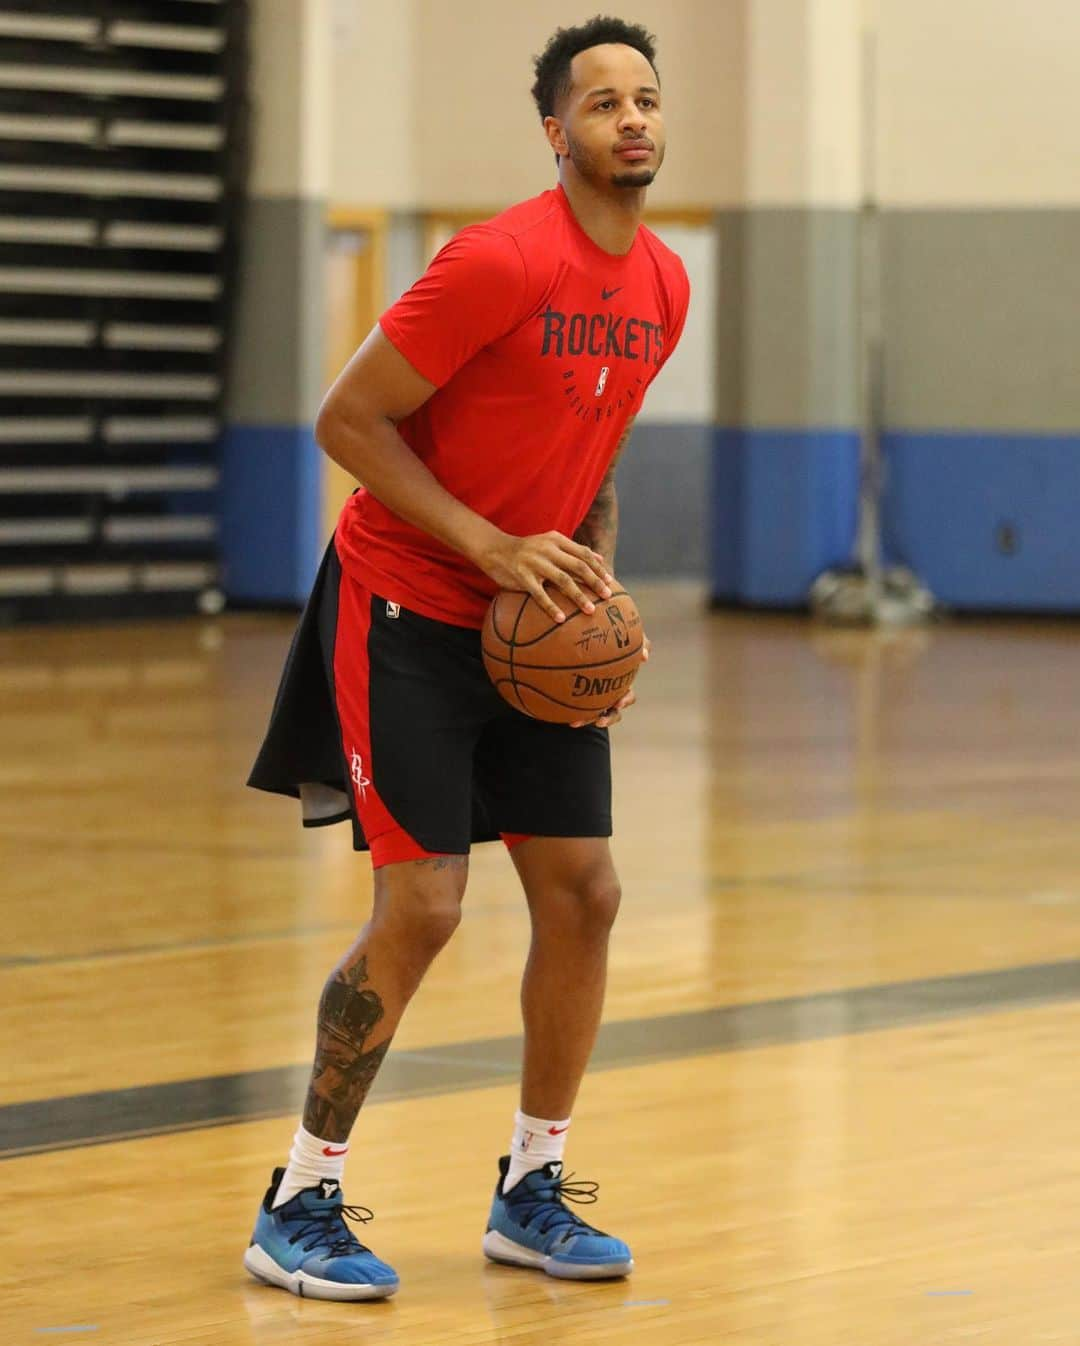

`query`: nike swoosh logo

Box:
[322,1144,349,1156]
[601,286,623,301]
[547,1125,570,1135]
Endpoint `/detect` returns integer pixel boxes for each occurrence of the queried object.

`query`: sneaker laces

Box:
[288,1201,375,1258]
[503,1170,602,1239]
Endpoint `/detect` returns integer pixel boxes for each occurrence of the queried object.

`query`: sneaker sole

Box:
[482,1230,633,1281]
[243,1244,398,1301]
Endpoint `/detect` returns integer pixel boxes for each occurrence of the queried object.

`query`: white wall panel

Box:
[637,223,717,424]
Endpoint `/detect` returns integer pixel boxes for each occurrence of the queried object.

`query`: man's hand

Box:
[478,530,614,623]
[571,636,651,729]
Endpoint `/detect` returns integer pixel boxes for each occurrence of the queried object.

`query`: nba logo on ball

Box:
[605,604,630,648]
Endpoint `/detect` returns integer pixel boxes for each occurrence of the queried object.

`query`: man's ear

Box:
[543,115,568,159]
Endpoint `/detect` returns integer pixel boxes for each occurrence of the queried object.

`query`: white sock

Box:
[272,1124,350,1209]
[503,1109,571,1192]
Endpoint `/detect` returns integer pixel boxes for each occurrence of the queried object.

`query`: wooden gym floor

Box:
[4,584,1080,1344]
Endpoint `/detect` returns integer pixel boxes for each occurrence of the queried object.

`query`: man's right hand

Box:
[478,530,614,623]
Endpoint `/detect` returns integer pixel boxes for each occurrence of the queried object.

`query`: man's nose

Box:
[618,101,648,135]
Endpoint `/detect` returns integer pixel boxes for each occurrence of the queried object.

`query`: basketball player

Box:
[244,15,690,1299]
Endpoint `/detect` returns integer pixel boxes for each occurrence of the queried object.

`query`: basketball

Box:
[481,585,646,724]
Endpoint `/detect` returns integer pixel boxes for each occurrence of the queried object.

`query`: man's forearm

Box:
[574,479,618,570]
[317,403,503,567]
[574,416,633,569]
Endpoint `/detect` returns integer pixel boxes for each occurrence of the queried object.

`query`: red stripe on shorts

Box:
[331,548,433,865]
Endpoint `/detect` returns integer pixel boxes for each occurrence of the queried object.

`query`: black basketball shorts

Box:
[248,539,612,867]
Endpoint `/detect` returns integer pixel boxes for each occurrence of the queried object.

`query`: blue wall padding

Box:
[221,424,323,604]
[883,431,1080,611]
[711,428,860,605]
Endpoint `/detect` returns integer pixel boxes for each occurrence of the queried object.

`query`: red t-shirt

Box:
[335,183,691,627]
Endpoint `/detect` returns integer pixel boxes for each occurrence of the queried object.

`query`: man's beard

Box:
[566,133,662,189]
[611,167,657,189]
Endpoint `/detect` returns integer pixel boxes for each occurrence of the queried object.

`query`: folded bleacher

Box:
[0,0,247,621]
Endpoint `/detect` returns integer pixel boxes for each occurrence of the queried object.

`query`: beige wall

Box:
[249,0,330,198]
[877,0,1080,206]
[329,0,417,208]
[413,0,745,208]
[330,0,747,209]
[318,0,1080,211]
[745,0,862,206]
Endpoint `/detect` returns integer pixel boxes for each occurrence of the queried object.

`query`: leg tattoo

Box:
[303,952,392,1141]
[411,855,468,872]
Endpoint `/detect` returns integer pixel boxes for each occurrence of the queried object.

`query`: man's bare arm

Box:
[573,417,635,570]
[315,326,613,620]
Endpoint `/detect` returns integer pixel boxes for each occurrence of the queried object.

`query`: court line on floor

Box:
[6,956,1080,1160]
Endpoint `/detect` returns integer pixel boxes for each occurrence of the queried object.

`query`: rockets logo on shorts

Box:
[350,749,370,800]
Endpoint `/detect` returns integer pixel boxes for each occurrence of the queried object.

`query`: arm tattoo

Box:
[302,958,391,1141]
[573,479,619,568]
[574,417,633,568]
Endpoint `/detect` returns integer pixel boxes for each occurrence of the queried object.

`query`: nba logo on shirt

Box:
[386,601,400,618]
[594,366,610,397]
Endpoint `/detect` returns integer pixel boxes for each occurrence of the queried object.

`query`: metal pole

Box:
[854,15,883,602]
[809,0,934,625]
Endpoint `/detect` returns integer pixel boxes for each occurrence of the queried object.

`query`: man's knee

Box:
[536,863,621,937]
[515,840,622,935]
[373,858,467,956]
[575,867,622,932]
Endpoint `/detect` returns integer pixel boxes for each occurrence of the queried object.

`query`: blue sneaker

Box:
[243,1167,399,1300]
[482,1156,633,1280]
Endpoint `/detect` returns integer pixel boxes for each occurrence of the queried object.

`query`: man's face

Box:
[548,43,666,189]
